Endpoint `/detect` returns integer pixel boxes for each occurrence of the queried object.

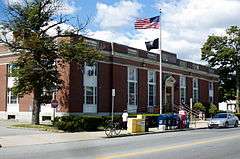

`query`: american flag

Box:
[134,16,160,29]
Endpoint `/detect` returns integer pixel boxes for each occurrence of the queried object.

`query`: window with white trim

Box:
[7,88,18,104]
[128,67,137,106]
[84,63,96,76]
[148,71,156,107]
[192,78,199,103]
[209,82,214,103]
[84,86,97,105]
[7,64,17,77]
[180,76,186,104]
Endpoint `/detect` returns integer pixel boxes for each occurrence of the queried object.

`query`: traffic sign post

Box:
[51,99,58,120]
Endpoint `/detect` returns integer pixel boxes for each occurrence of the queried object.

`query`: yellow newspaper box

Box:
[127,118,145,133]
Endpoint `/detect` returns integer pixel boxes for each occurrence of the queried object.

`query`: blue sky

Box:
[2,0,240,64]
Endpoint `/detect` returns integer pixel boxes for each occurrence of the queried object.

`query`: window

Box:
[209,82,214,103]
[180,76,186,104]
[148,71,156,107]
[7,64,17,77]
[85,39,98,48]
[84,86,97,105]
[7,88,18,104]
[85,63,96,76]
[128,67,137,106]
[193,78,199,103]
[179,61,187,68]
[209,82,213,90]
[148,53,157,60]
[128,48,137,56]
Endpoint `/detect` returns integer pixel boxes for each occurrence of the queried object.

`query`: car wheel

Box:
[225,122,229,128]
[234,121,238,127]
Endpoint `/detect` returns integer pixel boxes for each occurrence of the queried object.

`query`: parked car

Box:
[208,113,239,128]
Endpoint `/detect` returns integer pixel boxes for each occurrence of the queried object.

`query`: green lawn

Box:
[11,124,61,132]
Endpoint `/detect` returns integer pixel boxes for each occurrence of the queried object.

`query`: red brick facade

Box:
[0,38,220,117]
[138,68,148,112]
[0,65,7,111]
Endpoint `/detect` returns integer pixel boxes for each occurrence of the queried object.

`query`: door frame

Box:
[164,76,176,111]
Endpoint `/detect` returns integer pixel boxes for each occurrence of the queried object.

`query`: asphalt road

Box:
[1,127,240,159]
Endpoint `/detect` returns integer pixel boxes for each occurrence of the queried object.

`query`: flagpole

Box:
[159,9,162,114]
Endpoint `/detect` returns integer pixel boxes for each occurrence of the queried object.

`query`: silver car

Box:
[208,113,239,128]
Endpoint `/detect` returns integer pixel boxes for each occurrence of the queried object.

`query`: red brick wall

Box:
[69,62,83,112]
[213,82,219,105]
[98,63,112,112]
[0,65,7,111]
[138,69,148,113]
[112,65,127,112]
[19,94,33,112]
[0,55,17,64]
[57,62,70,112]
[199,79,209,105]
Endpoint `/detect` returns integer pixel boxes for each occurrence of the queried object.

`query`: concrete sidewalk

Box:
[0,131,106,148]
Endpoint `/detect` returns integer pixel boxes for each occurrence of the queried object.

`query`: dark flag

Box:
[145,38,159,51]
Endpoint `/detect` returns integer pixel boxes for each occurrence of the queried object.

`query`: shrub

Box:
[208,103,218,116]
[193,102,206,112]
[53,115,122,132]
[82,116,103,131]
[52,116,83,132]
[145,116,158,128]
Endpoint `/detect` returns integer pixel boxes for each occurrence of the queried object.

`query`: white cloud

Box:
[92,0,240,64]
[5,0,22,5]
[154,0,240,63]
[43,21,75,37]
[95,0,142,30]
[5,0,78,15]
[59,0,78,15]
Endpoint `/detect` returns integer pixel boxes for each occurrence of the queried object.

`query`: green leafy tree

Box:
[193,102,206,112]
[0,0,102,124]
[208,103,218,117]
[201,26,240,112]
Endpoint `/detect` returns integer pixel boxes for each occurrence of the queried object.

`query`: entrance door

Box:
[164,76,176,112]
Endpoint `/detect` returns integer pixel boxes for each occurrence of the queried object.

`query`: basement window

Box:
[42,116,52,121]
[8,115,15,120]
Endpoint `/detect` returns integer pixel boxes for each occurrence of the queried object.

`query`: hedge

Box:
[52,114,161,132]
[52,115,122,132]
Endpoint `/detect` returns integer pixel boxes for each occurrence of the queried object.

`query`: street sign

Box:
[51,99,58,108]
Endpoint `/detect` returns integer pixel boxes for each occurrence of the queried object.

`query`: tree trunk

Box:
[32,89,41,125]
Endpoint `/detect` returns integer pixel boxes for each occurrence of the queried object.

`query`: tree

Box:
[193,102,206,112]
[201,26,240,112]
[0,0,102,124]
[208,103,218,117]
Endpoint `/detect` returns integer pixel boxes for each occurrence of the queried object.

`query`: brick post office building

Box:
[0,38,219,122]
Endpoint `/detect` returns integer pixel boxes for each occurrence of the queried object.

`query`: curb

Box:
[104,127,209,138]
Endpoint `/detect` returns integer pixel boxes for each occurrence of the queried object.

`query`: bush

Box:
[193,102,206,112]
[53,116,83,132]
[53,115,123,132]
[82,116,103,131]
[145,116,158,128]
[209,103,218,116]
